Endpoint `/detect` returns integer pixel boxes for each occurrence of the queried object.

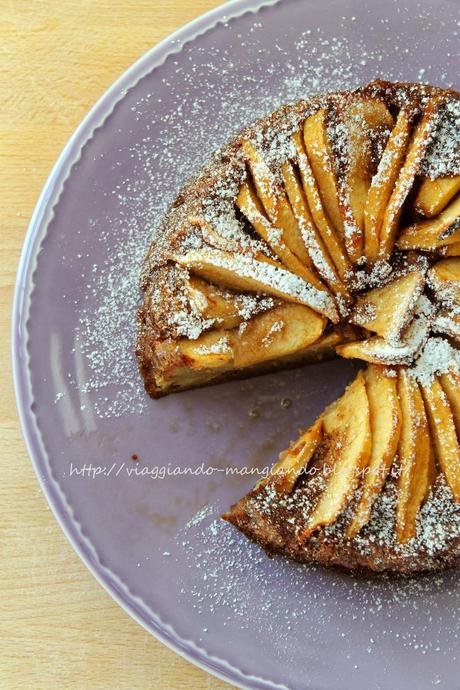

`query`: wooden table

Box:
[1,2,234,687]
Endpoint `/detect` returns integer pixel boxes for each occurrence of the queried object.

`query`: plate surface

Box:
[13,1,460,688]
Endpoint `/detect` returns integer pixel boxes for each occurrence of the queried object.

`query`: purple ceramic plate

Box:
[13,0,460,688]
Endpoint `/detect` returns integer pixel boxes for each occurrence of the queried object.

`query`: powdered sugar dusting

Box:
[196,335,231,356]
[423,99,460,178]
[409,336,460,388]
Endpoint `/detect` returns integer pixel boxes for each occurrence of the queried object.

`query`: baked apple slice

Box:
[415,175,460,218]
[172,247,339,321]
[347,364,401,538]
[337,295,432,365]
[332,97,394,263]
[303,109,344,242]
[364,108,413,262]
[379,97,443,260]
[233,303,326,368]
[291,130,351,282]
[433,310,460,343]
[242,140,313,269]
[262,419,323,493]
[397,194,460,251]
[187,276,272,330]
[301,371,372,538]
[440,370,460,437]
[192,216,273,259]
[427,257,460,306]
[303,100,393,264]
[442,242,460,257]
[295,325,358,362]
[396,370,432,543]
[153,329,236,392]
[177,330,233,364]
[351,269,425,342]
[421,377,460,502]
[281,160,349,299]
[236,181,324,288]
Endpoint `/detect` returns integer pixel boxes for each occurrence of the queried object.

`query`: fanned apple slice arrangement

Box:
[138,81,460,572]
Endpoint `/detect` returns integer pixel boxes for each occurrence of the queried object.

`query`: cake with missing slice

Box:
[137,79,460,573]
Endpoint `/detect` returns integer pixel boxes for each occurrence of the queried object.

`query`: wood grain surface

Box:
[1,2,235,688]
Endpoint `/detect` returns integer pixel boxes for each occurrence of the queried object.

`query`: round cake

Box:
[137,79,460,574]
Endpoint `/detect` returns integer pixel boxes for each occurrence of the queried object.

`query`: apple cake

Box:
[137,79,460,573]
